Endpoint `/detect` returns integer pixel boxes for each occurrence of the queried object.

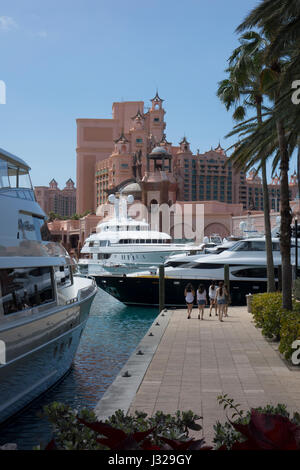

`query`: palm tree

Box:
[235,0,300,310]
[217,31,276,292]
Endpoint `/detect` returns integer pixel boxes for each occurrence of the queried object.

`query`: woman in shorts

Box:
[184,283,195,319]
[216,281,226,322]
[224,284,230,317]
[197,284,207,320]
[209,281,217,317]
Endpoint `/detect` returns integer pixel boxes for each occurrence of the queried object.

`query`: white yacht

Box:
[164,239,239,267]
[78,194,198,275]
[0,148,97,424]
[96,237,298,306]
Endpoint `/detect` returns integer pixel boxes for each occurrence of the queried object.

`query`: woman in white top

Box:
[184,283,195,319]
[197,284,207,320]
[216,281,226,322]
[208,281,217,317]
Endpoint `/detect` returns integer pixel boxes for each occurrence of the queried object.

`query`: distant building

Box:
[76,94,298,214]
[35,178,76,217]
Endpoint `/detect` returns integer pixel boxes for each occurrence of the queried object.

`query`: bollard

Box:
[159,265,165,313]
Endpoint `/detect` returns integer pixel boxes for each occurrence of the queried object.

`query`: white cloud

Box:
[0,16,18,32]
[36,30,47,38]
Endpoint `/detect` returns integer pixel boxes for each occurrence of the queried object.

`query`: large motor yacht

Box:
[96,237,298,307]
[78,194,200,275]
[0,148,97,424]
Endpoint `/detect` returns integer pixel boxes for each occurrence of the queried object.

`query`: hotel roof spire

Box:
[114,129,129,143]
[151,90,164,103]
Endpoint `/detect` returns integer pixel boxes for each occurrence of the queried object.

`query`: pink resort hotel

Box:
[47,93,299,254]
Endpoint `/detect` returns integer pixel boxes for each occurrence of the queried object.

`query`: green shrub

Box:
[42,402,201,450]
[251,293,300,362]
[293,278,300,300]
[213,394,300,450]
[279,310,300,360]
[252,292,284,340]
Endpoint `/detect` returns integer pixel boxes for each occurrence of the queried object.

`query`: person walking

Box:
[224,284,230,317]
[216,281,226,322]
[197,284,207,320]
[184,283,195,319]
[208,281,217,317]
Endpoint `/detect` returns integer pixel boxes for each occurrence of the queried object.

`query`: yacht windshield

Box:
[0,159,32,189]
[229,240,280,252]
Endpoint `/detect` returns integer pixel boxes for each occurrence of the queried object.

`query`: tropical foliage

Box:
[218,0,300,310]
[250,292,300,361]
[41,403,204,450]
[40,398,300,450]
[279,310,300,360]
[217,30,275,292]
[252,292,287,339]
[214,394,300,450]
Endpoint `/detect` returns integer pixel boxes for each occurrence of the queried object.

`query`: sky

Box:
[0,0,294,188]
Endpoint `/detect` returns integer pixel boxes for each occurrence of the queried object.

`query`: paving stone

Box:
[125,306,300,441]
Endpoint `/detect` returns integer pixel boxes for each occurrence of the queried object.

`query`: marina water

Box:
[0,289,158,450]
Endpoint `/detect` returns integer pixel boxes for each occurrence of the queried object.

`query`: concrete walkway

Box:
[128,306,300,444]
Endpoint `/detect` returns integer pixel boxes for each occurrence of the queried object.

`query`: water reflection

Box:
[0,289,157,449]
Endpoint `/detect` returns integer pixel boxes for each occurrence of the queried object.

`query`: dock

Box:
[95,306,300,445]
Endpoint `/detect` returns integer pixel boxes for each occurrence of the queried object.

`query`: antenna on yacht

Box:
[119,194,134,220]
[109,193,134,221]
[239,221,247,236]
[108,194,120,220]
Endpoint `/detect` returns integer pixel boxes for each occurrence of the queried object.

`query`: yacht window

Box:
[136,226,140,231]
[183,262,221,269]
[89,241,94,247]
[33,217,49,241]
[165,261,187,268]
[55,265,73,288]
[100,240,109,247]
[232,268,267,278]
[230,241,266,251]
[152,239,157,244]
[0,267,55,315]
[18,169,32,189]
[0,160,32,190]
[140,239,145,243]
[0,160,10,187]
[146,239,151,243]
[18,213,47,241]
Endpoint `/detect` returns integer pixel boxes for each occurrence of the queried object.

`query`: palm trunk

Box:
[276,118,292,310]
[297,142,300,200]
[261,161,276,291]
[256,99,276,292]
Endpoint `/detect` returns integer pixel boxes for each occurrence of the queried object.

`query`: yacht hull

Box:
[0,294,96,424]
[96,275,271,307]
